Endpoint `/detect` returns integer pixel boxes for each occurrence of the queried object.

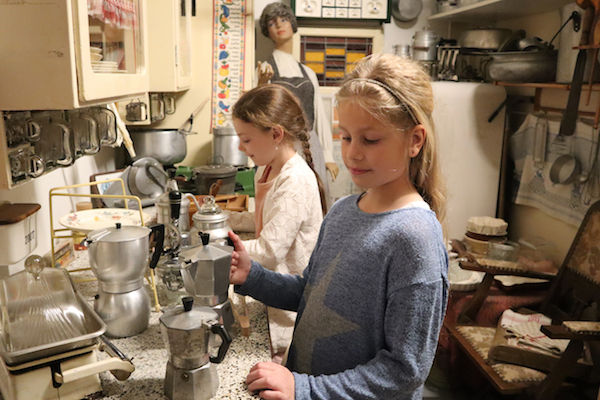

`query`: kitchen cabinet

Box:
[147,0,193,92]
[429,0,572,23]
[0,0,149,110]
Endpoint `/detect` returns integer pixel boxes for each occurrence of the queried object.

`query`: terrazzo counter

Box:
[68,247,270,400]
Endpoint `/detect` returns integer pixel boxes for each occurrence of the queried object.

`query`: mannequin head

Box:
[259,2,298,40]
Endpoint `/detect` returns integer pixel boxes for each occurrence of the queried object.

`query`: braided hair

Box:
[232,84,327,215]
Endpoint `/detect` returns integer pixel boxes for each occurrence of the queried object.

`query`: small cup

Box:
[126,100,148,122]
[8,144,44,182]
[4,112,41,147]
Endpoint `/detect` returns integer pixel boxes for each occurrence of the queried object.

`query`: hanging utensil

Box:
[391,0,423,23]
[180,97,209,134]
[559,4,594,137]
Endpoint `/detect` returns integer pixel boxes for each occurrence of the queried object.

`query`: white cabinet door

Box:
[147,0,193,92]
[0,0,149,110]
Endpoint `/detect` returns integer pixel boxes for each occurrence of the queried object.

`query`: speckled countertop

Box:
[67,244,269,400]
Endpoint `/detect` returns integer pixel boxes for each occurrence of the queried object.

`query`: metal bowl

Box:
[129,129,188,165]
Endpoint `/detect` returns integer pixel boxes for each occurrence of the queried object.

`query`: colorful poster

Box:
[211,0,246,128]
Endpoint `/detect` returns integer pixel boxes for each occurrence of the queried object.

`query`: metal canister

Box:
[412,28,440,62]
[212,126,248,166]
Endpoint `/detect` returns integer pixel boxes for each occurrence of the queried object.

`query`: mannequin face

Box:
[267,16,294,46]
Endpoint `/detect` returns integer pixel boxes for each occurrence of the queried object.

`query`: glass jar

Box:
[155,257,187,308]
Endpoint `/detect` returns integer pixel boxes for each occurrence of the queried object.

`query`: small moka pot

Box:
[160,297,231,400]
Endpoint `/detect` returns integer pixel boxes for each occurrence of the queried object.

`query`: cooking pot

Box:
[129,129,193,165]
[192,164,238,195]
[160,297,231,370]
[412,28,439,61]
[458,28,514,50]
[486,50,558,82]
[212,126,248,166]
[86,223,165,293]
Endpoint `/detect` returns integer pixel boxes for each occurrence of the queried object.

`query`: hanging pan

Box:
[391,0,423,22]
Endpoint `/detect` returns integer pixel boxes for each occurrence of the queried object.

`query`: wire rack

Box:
[48,178,161,312]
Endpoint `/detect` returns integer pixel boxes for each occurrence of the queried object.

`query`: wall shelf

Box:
[495,81,600,92]
[493,81,600,127]
[429,0,572,23]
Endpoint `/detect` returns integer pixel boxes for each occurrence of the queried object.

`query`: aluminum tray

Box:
[0,271,106,366]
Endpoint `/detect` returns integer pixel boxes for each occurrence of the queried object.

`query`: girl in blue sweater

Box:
[229,53,449,400]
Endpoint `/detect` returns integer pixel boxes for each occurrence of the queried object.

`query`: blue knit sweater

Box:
[235,194,449,400]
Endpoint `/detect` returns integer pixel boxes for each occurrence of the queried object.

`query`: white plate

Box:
[59,208,150,234]
[448,258,485,291]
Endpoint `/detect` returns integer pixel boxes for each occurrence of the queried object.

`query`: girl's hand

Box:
[246,362,295,400]
[228,231,252,285]
[257,61,274,85]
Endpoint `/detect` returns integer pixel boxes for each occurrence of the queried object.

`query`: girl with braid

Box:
[229,54,448,399]
[228,84,326,363]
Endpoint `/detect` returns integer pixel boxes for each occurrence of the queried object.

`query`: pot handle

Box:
[53,338,135,385]
[148,224,165,269]
[209,322,232,364]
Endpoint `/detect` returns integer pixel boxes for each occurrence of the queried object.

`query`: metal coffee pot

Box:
[86,223,164,293]
[190,196,231,246]
[160,297,231,400]
[86,222,164,337]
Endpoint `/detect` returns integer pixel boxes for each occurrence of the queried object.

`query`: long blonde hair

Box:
[336,54,446,223]
[232,84,327,215]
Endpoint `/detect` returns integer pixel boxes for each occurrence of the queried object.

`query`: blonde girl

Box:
[229,54,448,400]
[228,84,326,362]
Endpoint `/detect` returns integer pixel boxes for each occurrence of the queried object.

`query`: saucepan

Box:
[129,129,193,166]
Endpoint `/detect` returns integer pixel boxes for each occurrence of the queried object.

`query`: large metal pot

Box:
[412,28,440,61]
[458,28,513,50]
[129,129,191,165]
[212,126,248,166]
[486,50,558,82]
[86,223,164,293]
[192,164,238,195]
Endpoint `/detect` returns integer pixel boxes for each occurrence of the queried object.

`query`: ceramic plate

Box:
[59,208,150,234]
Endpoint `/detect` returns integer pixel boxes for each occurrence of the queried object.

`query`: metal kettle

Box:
[190,196,231,246]
[159,296,231,370]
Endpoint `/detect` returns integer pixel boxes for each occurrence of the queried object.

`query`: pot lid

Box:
[212,126,237,136]
[193,164,237,177]
[0,203,40,225]
[87,222,151,242]
[391,0,422,22]
[192,196,228,223]
[128,157,168,199]
[160,297,218,330]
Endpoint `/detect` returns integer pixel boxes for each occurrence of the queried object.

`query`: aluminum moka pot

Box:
[180,232,232,306]
[86,223,164,293]
[159,296,231,370]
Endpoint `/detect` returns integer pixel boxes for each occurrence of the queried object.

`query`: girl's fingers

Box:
[227,231,246,252]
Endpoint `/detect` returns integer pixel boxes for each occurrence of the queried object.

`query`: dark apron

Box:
[269,56,330,208]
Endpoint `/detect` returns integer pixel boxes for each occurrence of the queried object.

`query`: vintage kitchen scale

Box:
[0,255,134,400]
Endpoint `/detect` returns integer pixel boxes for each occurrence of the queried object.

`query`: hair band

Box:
[350,78,419,125]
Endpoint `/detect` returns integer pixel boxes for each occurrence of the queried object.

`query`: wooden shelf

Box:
[495,81,600,92]
[429,0,572,23]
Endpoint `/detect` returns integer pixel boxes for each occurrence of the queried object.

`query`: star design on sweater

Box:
[292,254,360,373]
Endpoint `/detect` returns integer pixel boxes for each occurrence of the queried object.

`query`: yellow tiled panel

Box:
[305,51,325,62]
[325,48,345,56]
[346,64,357,73]
[325,70,345,78]
[347,52,366,63]
[306,63,324,74]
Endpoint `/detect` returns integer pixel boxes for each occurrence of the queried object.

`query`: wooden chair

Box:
[447,200,600,399]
